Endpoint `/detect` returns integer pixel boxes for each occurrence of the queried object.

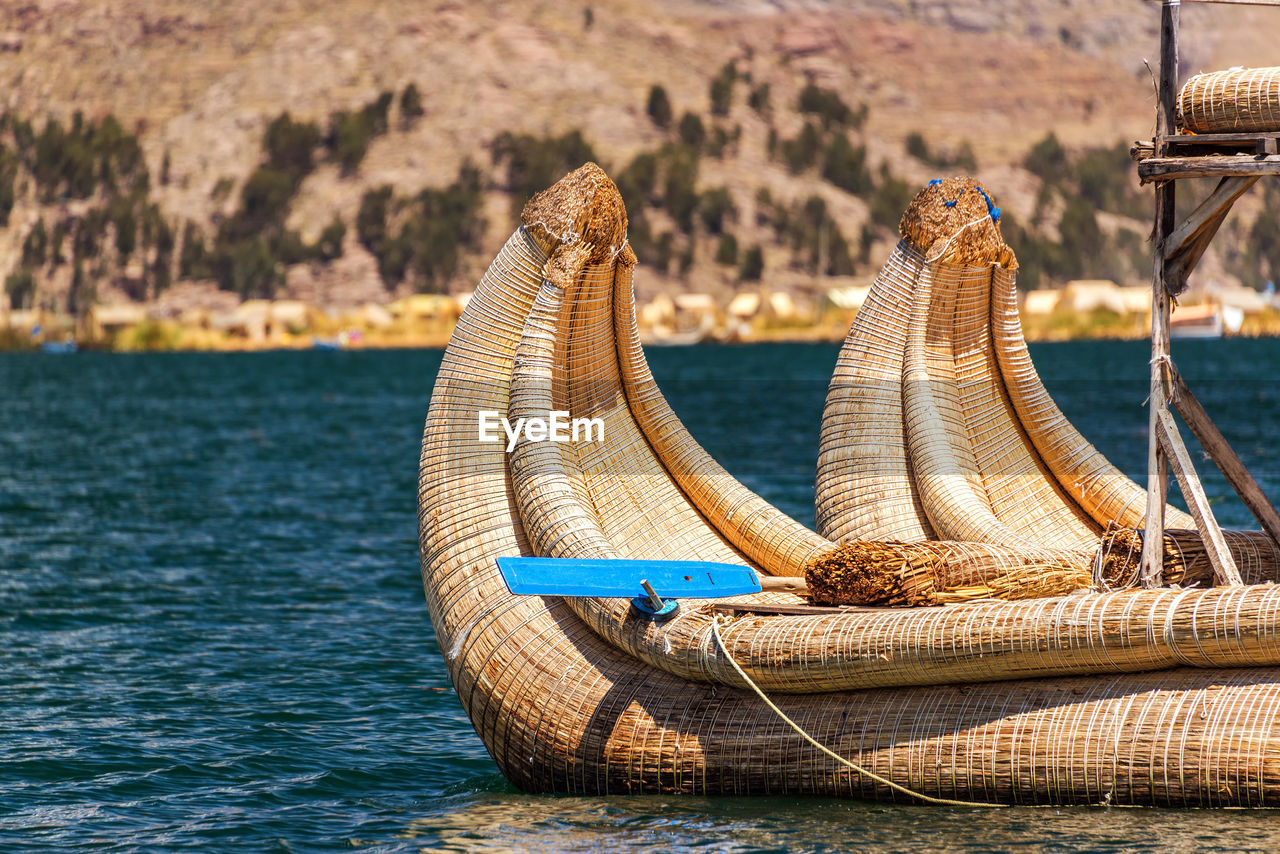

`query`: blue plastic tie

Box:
[944,200,957,208]
[973,185,998,219]
[928,178,942,186]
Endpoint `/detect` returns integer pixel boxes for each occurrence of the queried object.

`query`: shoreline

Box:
[5,303,1280,353]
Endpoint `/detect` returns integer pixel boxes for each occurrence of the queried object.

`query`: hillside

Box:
[2,0,1278,316]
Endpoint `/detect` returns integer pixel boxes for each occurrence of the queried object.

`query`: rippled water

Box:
[3,340,1280,851]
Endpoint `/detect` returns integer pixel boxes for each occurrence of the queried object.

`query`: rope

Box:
[924,212,999,264]
[710,614,1005,808]
[1146,353,1179,406]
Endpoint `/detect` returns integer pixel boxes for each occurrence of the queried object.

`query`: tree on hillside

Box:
[491,130,597,217]
[400,83,425,128]
[715,233,738,265]
[263,112,321,178]
[709,62,736,117]
[821,134,871,196]
[1057,196,1104,280]
[646,85,673,129]
[747,83,771,115]
[0,146,15,226]
[677,113,705,149]
[739,244,763,281]
[698,187,736,234]
[5,268,35,309]
[797,84,865,130]
[22,219,48,267]
[314,216,346,262]
[1024,132,1066,182]
[329,110,373,176]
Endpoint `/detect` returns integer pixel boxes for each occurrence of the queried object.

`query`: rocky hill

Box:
[2,0,1278,313]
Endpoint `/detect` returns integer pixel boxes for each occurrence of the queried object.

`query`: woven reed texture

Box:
[989,257,1195,530]
[903,259,1100,550]
[820,181,1204,552]
[904,263,1036,546]
[419,164,1280,805]
[612,253,833,577]
[816,242,935,543]
[1179,67,1280,134]
[500,223,1280,693]
[948,264,1100,548]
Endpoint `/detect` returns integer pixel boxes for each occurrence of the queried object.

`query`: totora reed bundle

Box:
[898,176,1016,268]
[1178,67,1280,134]
[804,541,939,607]
[804,540,1095,607]
[1094,524,1280,590]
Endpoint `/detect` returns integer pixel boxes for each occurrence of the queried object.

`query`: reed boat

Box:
[418,164,1280,806]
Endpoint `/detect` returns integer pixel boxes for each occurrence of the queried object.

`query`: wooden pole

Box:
[1140,0,1180,588]
[1155,409,1244,585]
[1171,370,1280,548]
[1163,177,1259,293]
[759,575,810,594]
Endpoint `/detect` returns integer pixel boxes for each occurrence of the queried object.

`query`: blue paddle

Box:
[495,557,765,621]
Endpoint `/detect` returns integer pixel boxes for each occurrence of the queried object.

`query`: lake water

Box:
[4,339,1280,851]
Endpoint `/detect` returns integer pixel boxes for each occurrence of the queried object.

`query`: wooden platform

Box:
[1138,153,1280,183]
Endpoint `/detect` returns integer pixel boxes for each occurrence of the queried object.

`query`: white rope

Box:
[924,212,998,264]
[710,615,1005,808]
[521,219,627,263]
[610,236,630,262]
[1147,354,1179,405]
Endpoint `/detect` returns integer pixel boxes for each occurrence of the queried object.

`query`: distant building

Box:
[727,292,761,320]
[211,300,312,341]
[1021,290,1061,316]
[89,304,146,338]
[1115,286,1152,314]
[358,303,394,329]
[3,309,41,333]
[1058,280,1127,314]
[1217,285,1268,314]
[824,285,872,311]
[638,294,676,332]
[388,294,461,322]
[767,291,798,321]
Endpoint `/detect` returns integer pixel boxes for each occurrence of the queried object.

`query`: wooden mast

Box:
[1139,0,1180,587]
[1139,0,1255,587]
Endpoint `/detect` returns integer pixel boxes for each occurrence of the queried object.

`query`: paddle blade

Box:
[495,557,762,600]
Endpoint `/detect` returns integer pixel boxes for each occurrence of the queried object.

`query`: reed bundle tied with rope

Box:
[898,176,1016,268]
[804,540,1095,607]
[1178,67,1280,134]
[803,541,939,607]
[1095,524,1280,590]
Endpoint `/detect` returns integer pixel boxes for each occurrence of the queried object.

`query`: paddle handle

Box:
[758,575,809,593]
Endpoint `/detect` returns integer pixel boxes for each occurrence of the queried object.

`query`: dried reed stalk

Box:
[804,540,1095,606]
[815,241,936,543]
[804,541,938,606]
[990,265,1196,531]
